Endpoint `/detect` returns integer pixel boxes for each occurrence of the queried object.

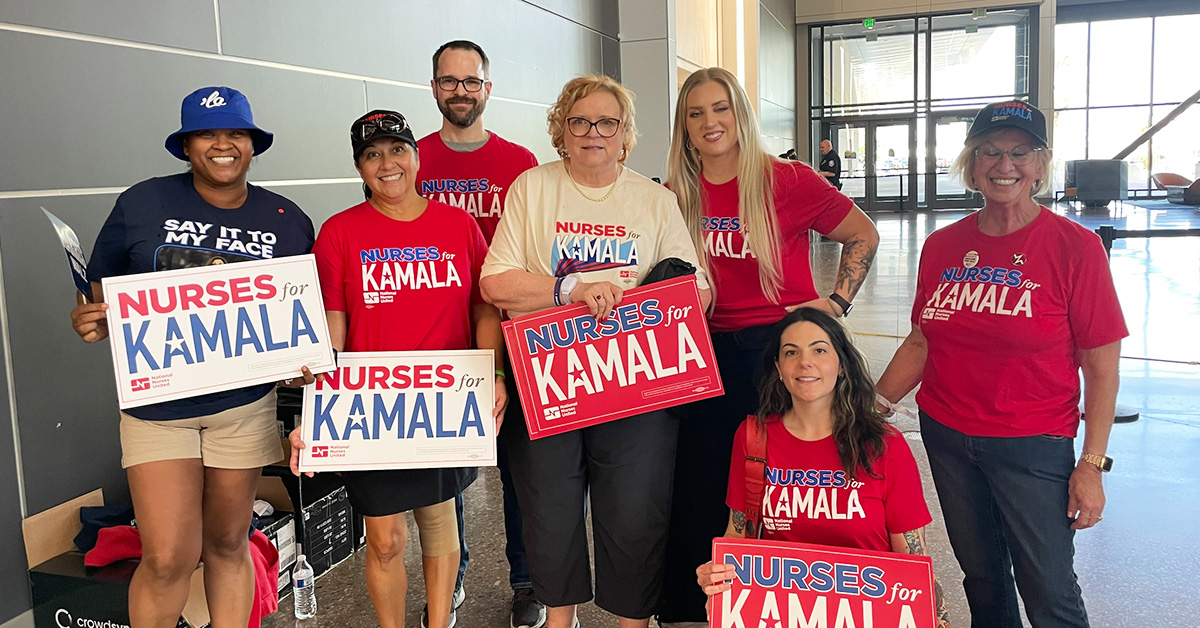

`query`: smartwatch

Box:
[828,293,853,317]
[556,276,579,306]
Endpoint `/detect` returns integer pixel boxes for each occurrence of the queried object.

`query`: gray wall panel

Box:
[257,182,366,227]
[759,1,796,154]
[0,277,30,624]
[218,0,607,106]
[759,2,796,109]
[0,31,365,192]
[0,0,217,52]
[0,196,128,515]
[527,0,620,36]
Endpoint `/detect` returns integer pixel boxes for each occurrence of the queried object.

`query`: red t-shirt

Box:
[415,132,538,244]
[726,418,931,552]
[911,208,1128,437]
[702,160,853,332]
[313,200,488,352]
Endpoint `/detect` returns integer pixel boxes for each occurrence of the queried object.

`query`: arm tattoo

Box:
[902,529,925,555]
[905,529,951,627]
[835,237,878,300]
[935,577,951,627]
[732,510,747,535]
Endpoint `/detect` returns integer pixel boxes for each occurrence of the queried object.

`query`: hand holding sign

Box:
[70,293,109,343]
[569,280,624,320]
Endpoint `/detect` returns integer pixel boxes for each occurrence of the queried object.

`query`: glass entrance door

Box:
[870,121,915,211]
[927,112,983,209]
[833,124,867,204]
[824,118,916,211]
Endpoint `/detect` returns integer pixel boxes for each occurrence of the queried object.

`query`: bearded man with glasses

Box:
[414,39,544,628]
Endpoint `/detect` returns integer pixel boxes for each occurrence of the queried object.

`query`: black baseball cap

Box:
[350,110,417,160]
[966,100,1048,147]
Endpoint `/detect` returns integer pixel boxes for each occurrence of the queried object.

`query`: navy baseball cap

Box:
[966,100,1048,147]
[351,110,417,160]
[164,86,273,161]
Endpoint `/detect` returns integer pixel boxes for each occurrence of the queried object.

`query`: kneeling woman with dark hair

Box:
[696,308,950,628]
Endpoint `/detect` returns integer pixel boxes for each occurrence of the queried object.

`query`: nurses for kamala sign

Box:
[102,255,335,408]
[710,538,937,628]
[299,351,496,472]
[503,275,723,439]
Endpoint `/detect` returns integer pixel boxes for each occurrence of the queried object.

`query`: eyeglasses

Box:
[353,114,408,141]
[974,146,1045,166]
[566,117,621,138]
[435,77,487,92]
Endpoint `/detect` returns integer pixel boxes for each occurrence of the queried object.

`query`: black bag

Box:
[640,257,696,285]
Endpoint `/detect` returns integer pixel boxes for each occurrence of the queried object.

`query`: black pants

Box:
[659,323,775,623]
[504,377,680,619]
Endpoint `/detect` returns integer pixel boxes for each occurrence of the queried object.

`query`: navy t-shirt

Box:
[88,173,316,420]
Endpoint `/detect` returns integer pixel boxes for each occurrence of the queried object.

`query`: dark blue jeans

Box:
[919,412,1090,628]
[454,406,532,592]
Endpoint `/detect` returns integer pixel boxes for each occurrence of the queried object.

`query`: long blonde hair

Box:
[667,67,784,302]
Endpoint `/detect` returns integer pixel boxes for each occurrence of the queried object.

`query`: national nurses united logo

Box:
[550,221,639,276]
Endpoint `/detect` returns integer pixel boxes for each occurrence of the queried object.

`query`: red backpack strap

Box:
[742,415,768,539]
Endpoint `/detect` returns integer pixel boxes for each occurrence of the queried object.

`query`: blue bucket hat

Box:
[164,86,274,160]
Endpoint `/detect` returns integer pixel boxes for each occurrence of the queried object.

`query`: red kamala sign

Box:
[503,276,723,439]
[710,538,937,628]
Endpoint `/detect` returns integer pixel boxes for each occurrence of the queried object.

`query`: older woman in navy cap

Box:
[876,100,1126,628]
[70,86,315,628]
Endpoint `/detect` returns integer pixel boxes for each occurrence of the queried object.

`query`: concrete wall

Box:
[0,1,618,622]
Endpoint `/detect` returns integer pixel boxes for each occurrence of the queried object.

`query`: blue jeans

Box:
[919,412,1090,628]
[454,415,532,592]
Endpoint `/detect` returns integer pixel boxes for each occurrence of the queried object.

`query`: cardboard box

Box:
[23,490,209,628]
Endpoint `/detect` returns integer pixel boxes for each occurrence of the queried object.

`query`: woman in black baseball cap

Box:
[876,99,1126,628]
[288,109,506,628]
[69,86,316,627]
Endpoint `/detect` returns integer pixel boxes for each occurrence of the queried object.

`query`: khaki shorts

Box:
[119,390,282,469]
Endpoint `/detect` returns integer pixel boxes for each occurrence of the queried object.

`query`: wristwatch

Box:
[557,276,579,306]
[827,293,853,317]
[1080,452,1113,472]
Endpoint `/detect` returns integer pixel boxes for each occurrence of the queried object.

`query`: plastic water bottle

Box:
[292,543,316,619]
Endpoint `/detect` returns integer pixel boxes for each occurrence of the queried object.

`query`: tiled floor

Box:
[265,201,1200,627]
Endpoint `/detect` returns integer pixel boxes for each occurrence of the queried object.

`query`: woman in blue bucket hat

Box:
[70,86,316,627]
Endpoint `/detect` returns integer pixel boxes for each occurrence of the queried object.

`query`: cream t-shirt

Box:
[482,161,709,318]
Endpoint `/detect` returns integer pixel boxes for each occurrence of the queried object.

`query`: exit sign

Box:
[863,18,875,28]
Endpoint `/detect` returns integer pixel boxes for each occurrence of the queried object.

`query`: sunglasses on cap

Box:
[353,113,409,141]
